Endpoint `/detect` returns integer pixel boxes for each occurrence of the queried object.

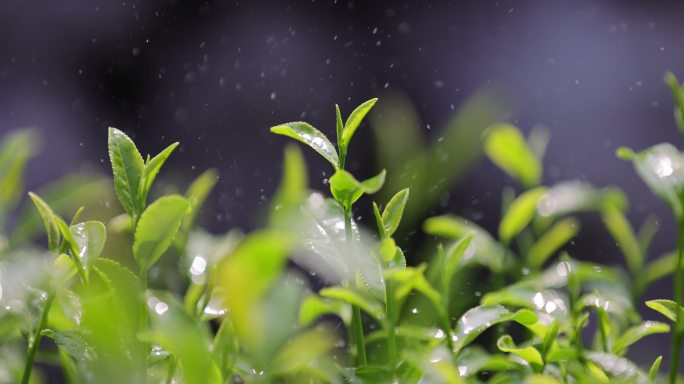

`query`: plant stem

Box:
[140,268,149,384]
[669,222,684,384]
[21,290,55,384]
[385,280,397,370]
[344,205,367,366]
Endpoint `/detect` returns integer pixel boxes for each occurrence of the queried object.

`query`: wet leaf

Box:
[536,181,627,218]
[319,286,384,321]
[108,127,144,220]
[453,305,537,354]
[528,217,579,269]
[499,187,546,245]
[484,123,542,188]
[133,195,190,272]
[585,352,648,383]
[69,221,106,272]
[618,143,684,218]
[329,169,386,209]
[340,98,378,152]
[381,188,409,237]
[270,122,339,168]
[28,192,61,252]
[481,284,569,326]
[137,142,178,211]
[645,299,684,327]
[612,321,669,355]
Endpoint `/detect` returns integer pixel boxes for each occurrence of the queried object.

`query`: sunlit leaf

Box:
[133,195,190,272]
[484,123,542,188]
[108,127,144,220]
[499,187,546,245]
[270,122,339,168]
[453,305,537,354]
[329,169,386,209]
[69,221,106,272]
[340,98,378,152]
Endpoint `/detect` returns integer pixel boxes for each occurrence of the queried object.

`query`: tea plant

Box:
[0,75,683,383]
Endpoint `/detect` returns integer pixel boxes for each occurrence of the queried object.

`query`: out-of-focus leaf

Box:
[455,346,519,378]
[527,217,579,269]
[137,142,178,211]
[329,169,385,209]
[452,305,537,354]
[665,72,684,135]
[481,284,569,326]
[643,252,676,289]
[442,235,473,290]
[69,221,106,272]
[496,334,543,368]
[425,215,506,272]
[372,88,511,230]
[12,173,112,245]
[299,294,350,326]
[418,346,464,384]
[649,355,662,384]
[212,317,238,380]
[499,187,546,244]
[601,207,642,273]
[177,168,219,248]
[586,352,648,383]
[0,130,38,216]
[271,327,335,377]
[319,286,384,321]
[143,292,222,384]
[536,181,627,218]
[271,145,307,219]
[385,264,441,310]
[339,98,378,152]
[617,143,684,218]
[108,127,144,221]
[133,195,190,272]
[484,123,542,188]
[637,215,659,257]
[270,122,339,168]
[612,321,669,355]
[381,188,409,237]
[42,329,93,362]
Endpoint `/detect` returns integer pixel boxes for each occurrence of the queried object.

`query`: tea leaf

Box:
[643,252,676,287]
[528,217,579,269]
[137,142,179,211]
[499,187,546,245]
[108,127,144,220]
[319,286,385,321]
[0,130,38,215]
[442,235,473,289]
[649,356,662,383]
[381,188,409,237]
[329,169,386,209]
[484,123,542,188]
[645,299,684,325]
[133,195,190,272]
[619,143,684,218]
[496,334,543,368]
[69,221,106,272]
[177,168,219,248]
[586,352,648,383]
[612,321,669,355]
[27,192,61,252]
[340,98,378,152]
[665,72,684,135]
[453,305,537,354]
[601,207,642,273]
[270,122,339,168]
[536,181,627,218]
[299,295,350,326]
[212,318,238,380]
[385,265,441,309]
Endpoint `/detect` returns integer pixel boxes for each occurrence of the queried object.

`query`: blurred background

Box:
[2,0,684,369]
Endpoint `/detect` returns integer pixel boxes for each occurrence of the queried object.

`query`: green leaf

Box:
[452,305,537,354]
[496,334,543,368]
[335,104,344,149]
[271,327,335,376]
[319,286,385,321]
[442,235,473,289]
[143,292,222,384]
[643,252,676,288]
[484,123,542,188]
[69,221,107,271]
[212,318,238,380]
[133,195,190,272]
[619,143,684,218]
[381,188,409,237]
[498,187,546,244]
[481,284,568,328]
[299,294,350,326]
[649,355,662,384]
[385,264,441,310]
[527,217,579,269]
[638,215,659,257]
[177,168,219,248]
[329,169,386,209]
[612,321,669,355]
[270,122,339,168]
[0,130,38,215]
[665,72,684,135]
[340,98,378,151]
[424,215,506,272]
[541,321,560,358]
[108,127,145,220]
[137,142,179,211]
[28,191,61,252]
[270,145,307,228]
[645,299,684,326]
[536,181,628,218]
[586,352,648,383]
[601,207,642,273]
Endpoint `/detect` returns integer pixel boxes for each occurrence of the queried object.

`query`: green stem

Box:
[344,205,367,366]
[385,281,397,370]
[669,222,684,384]
[140,268,149,384]
[21,290,55,384]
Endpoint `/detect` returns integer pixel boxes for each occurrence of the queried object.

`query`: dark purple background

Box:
[2,0,684,373]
